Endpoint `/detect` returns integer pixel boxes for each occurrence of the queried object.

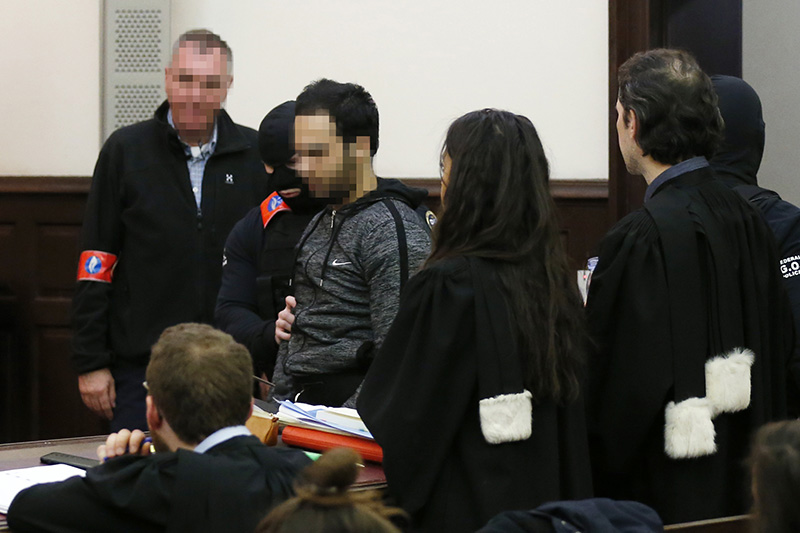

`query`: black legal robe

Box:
[7,436,310,533]
[586,166,794,524]
[359,256,593,533]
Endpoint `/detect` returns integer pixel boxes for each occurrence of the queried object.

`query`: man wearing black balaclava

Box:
[710,75,800,414]
[215,101,329,391]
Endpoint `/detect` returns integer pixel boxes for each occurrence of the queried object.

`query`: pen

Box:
[252,375,276,388]
[143,436,156,454]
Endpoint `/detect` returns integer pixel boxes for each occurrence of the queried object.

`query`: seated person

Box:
[7,323,310,533]
[271,79,432,408]
[216,101,329,388]
[358,109,593,532]
[749,420,800,533]
[257,447,405,533]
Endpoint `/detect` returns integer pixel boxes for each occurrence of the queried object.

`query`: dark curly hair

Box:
[295,79,379,156]
[618,48,723,165]
[257,448,405,532]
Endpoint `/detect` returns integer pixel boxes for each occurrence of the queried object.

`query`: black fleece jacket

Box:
[72,101,268,373]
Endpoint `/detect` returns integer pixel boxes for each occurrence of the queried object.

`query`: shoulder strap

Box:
[382,198,409,292]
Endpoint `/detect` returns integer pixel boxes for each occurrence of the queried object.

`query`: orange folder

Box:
[281,426,384,463]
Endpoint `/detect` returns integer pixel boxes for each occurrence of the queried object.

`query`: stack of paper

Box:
[276,401,374,440]
[0,464,85,513]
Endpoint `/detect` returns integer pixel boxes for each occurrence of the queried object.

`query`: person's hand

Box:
[97,429,152,461]
[79,368,116,420]
[258,372,272,400]
[275,296,297,345]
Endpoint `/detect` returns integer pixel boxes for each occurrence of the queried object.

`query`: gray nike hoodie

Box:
[271,178,432,407]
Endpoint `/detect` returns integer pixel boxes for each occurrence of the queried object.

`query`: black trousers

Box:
[110,364,148,432]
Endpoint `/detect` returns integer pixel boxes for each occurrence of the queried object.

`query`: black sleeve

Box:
[7,457,174,533]
[215,210,278,376]
[71,137,125,375]
[584,212,675,491]
[357,260,478,516]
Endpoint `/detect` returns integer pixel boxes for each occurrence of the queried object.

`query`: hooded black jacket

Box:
[711,75,800,409]
[72,101,268,373]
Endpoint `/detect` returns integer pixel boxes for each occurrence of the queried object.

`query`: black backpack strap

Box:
[382,198,409,292]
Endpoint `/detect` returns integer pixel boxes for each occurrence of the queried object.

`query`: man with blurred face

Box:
[72,29,268,432]
[269,79,434,408]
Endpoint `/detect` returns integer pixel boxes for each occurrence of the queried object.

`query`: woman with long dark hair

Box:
[357,109,592,532]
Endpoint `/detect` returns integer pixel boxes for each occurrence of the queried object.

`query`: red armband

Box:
[260,191,291,228]
[77,250,118,283]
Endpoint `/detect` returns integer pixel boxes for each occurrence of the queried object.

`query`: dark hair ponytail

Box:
[256,448,405,533]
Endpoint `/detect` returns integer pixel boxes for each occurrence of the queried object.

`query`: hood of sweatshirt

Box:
[709,75,766,187]
[346,176,428,213]
[294,176,430,288]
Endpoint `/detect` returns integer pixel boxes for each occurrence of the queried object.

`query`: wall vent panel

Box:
[102,1,170,141]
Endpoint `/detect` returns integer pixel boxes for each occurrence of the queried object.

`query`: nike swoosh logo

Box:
[331,259,352,266]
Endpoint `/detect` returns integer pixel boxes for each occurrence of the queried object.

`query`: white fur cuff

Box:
[664,398,716,459]
[479,390,533,444]
[705,348,754,415]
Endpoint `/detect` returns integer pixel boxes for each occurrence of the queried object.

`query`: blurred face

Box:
[165,43,231,141]
[295,112,355,200]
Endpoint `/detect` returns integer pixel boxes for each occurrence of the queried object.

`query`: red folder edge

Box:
[281,426,384,463]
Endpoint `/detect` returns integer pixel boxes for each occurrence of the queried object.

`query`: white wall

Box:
[743,1,800,204]
[173,0,608,180]
[1,1,608,180]
[0,0,101,176]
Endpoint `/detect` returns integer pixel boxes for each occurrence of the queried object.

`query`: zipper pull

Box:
[330,209,336,229]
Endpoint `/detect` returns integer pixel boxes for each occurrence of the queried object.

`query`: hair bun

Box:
[299,447,362,494]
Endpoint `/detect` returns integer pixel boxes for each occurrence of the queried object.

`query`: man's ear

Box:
[146,395,163,431]
[626,108,639,138]
[264,162,275,174]
[354,136,372,158]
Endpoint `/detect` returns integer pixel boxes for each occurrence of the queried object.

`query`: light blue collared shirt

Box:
[193,425,252,454]
[644,156,709,203]
[167,109,218,209]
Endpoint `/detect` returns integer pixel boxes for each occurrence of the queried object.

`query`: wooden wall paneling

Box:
[0,176,606,440]
[0,179,107,442]
[414,178,610,271]
[0,220,22,443]
[608,0,654,224]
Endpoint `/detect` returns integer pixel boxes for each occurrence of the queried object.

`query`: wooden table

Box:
[0,435,386,531]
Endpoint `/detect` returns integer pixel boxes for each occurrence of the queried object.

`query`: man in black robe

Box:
[8,324,309,533]
[586,49,793,524]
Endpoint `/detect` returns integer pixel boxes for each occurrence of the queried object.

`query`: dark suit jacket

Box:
[7,436,310,533]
